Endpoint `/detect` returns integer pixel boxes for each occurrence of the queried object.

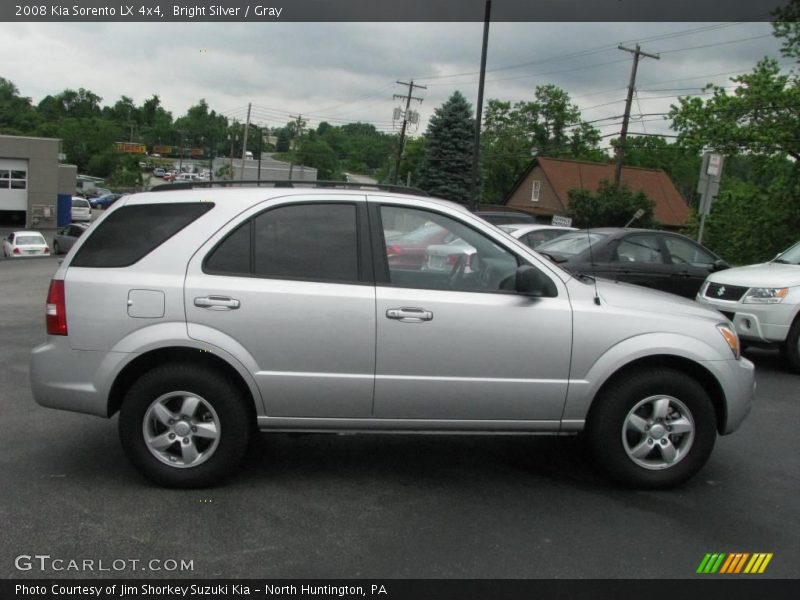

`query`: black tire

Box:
[52,241,60,255]
[586,368,717,489]
[119,363,252,488]
[782,319,800,373]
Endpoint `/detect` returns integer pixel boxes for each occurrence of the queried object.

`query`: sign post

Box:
[697,151,724,244]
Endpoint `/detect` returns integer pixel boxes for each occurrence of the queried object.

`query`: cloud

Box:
[0,20,785,140]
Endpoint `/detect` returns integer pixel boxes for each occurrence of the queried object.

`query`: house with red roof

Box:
[497,157,690,229]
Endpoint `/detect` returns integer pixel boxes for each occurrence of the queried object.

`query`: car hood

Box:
[706,262,800,287]
[594,278,722,320]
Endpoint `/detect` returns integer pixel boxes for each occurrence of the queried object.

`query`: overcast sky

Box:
[0,21,788,144]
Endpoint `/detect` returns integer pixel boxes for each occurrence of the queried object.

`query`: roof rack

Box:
[149,179,429,196]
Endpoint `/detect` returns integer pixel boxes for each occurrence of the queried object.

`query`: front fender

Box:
[561,332,727,425]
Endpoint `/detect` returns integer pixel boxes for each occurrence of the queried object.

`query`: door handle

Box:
[386,307,433,322]
[194,296,240,310]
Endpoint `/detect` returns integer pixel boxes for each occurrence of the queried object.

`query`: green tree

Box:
[619,136,701,204]
[276,128,291,152]
[417,91,475,203]
[297,133,340,180]
[666,8,800,263]
[481,86,604,203]
[567,181,657,229]
[0,78,40,134]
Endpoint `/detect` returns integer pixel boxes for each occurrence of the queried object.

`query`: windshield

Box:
[17,235,46,246]
[72,199,89,208]
[774,241,800,264]
[536,231,608,257]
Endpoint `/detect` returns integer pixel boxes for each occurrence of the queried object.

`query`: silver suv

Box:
[30,187,754,488]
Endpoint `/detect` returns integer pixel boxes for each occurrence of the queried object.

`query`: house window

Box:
[531,180,541,202]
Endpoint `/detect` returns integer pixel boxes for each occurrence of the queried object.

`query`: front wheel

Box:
[587,368,717,489]
[782,319,800,373]
[119,363,252,488]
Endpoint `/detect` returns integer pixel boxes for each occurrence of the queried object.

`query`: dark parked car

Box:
[53,223,90,255]
[475,210,537,226]
[534,228,729,298]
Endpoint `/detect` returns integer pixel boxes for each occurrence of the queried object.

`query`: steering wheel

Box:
[447,254,467,288]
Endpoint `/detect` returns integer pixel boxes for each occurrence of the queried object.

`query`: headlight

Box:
[717,323,740,359]
[742,287,788,304]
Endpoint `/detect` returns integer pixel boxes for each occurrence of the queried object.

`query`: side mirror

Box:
[515,265,557,297]
[711,259,729,272]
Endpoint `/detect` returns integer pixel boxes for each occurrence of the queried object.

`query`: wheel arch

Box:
[585,355,727,434]
[107,346,258,425]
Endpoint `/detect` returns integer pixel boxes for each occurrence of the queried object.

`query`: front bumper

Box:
[697,295,793,344]
[700,356,755,435]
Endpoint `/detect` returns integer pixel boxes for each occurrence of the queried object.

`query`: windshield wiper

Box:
[773,258,794,264]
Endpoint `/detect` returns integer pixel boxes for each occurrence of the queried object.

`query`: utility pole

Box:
[257,126,263,184]
[240,103,252,180]
[392,80,426,184]
[470,0,491,211]
[288,114,305,180]
[614,44,659,185]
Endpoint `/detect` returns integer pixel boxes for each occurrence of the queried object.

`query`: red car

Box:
[385,223,455,270]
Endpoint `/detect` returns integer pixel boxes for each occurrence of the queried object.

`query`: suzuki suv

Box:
[698,240,800,372]
[30,186,754,488]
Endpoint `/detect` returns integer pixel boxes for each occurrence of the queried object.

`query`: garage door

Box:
[0,158,29,212]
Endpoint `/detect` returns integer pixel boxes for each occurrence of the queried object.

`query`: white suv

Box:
[30,185,754,488]
[698,240,800,371]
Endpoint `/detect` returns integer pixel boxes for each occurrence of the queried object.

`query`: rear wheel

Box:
[119,363,251,488]
[52,241,60,255]
[587,368,717,489]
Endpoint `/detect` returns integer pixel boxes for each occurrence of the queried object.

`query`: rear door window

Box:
[204,202,361,284]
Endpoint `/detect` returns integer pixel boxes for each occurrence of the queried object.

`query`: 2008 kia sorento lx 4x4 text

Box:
[30,186,754,488]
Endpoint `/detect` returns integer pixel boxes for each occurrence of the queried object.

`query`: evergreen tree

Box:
[417,91,475,203]
[276,128,291,152]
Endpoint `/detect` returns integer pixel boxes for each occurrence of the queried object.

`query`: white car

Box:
[71,196,92,222]
[176,173,202,182]
[3,231,50,258]
[698,240,800,371]
[422,238,478,274]
[499,224,578,249]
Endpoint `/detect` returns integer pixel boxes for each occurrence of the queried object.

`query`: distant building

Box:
[501,157,690,229]
[0,134,77,228]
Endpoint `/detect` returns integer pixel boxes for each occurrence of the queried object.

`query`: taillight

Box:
[12,247,20,255]
[44,247,50,254]
[387,244,404,257]
[46,279,68,336]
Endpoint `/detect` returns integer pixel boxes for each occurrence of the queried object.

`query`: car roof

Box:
[12,230,45,236]
[126,187,470,215]
[506,224,577,233]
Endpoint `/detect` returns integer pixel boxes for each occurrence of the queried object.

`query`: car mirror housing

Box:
[515,265,557,297]
[712,259,729,272]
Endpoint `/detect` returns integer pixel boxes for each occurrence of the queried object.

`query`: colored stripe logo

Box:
[697,553,773,574]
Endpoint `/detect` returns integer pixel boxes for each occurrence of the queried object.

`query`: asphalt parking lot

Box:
[0,257,798,579]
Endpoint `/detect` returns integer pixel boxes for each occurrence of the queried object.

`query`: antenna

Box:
[586,226,601,306]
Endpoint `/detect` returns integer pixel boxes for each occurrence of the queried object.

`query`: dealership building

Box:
[0,134,77,229]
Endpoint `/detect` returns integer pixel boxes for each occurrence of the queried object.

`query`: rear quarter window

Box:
[71,203,214,268]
